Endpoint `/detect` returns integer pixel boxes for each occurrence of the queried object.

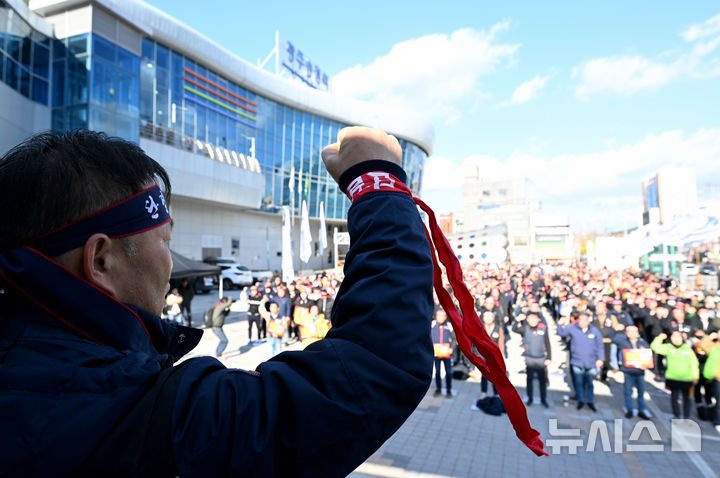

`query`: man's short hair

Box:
[0,129,171,251]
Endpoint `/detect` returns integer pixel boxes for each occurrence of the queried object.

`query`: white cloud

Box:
[421,128,720,230]
[574,12,720,99]
[421,155,463,191]
[332,25,519,123]
[503,128,720,196]
[508,75,549,105]
[681,13,720,42]
[573,56,681,99]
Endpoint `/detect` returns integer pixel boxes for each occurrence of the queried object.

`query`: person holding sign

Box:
[431,309,455,397]
[610,325,651,419]
[259,296,287,358]
[296,304,331,347]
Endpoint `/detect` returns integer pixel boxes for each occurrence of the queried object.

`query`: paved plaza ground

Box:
[183,292,720,478]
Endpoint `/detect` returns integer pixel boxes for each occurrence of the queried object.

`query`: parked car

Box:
[252,269,275,283]
[169,275,214,295]
[218,263,254,289]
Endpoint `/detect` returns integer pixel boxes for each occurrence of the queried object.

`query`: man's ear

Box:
[82,233,122,296]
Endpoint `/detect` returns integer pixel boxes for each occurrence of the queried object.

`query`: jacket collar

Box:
[0,246,201,360]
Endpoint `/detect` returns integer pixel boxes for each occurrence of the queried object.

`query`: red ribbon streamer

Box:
[348,172,548,457]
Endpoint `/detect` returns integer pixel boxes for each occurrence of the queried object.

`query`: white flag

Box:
[288,165,294,192]
[297,169,303,197]
[281,206,294,282]
[318,201,327,256]
[300,200,312,263]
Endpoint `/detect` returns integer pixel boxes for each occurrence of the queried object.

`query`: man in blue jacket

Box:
[0,127,434,477]
[557,312,605,411]
[610,325,652,419]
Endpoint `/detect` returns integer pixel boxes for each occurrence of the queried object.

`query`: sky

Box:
[146,0,720,233]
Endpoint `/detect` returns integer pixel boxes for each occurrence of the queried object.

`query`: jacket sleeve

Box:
[170,191,434,478]
[650,336,669,355]
[557,324,569,338]
[544,328,552,361]
[511,321,525,336]
[595,328,605,362]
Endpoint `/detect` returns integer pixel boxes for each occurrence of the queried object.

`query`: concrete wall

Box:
[0,82,51,155]
[169,195,340,273]
[140,138,265,210]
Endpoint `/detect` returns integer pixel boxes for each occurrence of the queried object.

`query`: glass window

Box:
[32,76,48,104]
[6,34,20,61]
[52,107,68,131]
[156,65,169,89]
[68,104,88,129]
[183,107,195,138]
[32,42,49,78]
[115,113,138,143]
[89,107,112,134]
[207,109,217,145]
[227,120,237,151]
[20,67,31,97]
[155,44,169,70]
[91,58,117,109]
[52,39,66,60]
[117,46,139,73]
[217,115,226,147]
[117,69,139,117]
[4,56,18,89]
[141,37,153,62]
[20,37,31,68]
[92,34,115,62]
[52,58,65,107]
[68,34,88,55]
[196,106,206,141]
[139,61,154,122]
[68,56,88,104]
[156,86,169,127]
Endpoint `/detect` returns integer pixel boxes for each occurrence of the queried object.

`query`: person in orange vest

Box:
[259,296,286,358]
[431,308,455,398]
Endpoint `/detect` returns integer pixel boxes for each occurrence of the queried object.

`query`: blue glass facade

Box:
[138,38,428,220]
[0,0,49,106]
[4,0,427,223]
[52,33,140,142]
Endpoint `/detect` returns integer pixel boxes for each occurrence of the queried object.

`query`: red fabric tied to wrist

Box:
[346,171,548,457]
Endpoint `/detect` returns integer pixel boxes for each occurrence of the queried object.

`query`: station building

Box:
[0,0,433,271]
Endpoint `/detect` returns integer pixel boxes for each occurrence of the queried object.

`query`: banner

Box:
[318,201,327,256]
[300,200,312,263]
[622,348,654,369]
[281,206,294,283]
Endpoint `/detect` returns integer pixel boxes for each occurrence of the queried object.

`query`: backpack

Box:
[203,307,214,328]
[475,396,506,416]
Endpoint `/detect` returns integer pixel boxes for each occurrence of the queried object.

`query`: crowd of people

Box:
[181,261,720,435]
[174,272,344,358]
[423,262,720,433]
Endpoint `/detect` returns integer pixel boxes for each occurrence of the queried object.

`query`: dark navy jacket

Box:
[512,322,552,360]
[0,190,434,477]
[609,331,651,376]
[557,322,605,369]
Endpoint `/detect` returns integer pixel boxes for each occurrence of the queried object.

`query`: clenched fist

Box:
[321,126,402,184]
